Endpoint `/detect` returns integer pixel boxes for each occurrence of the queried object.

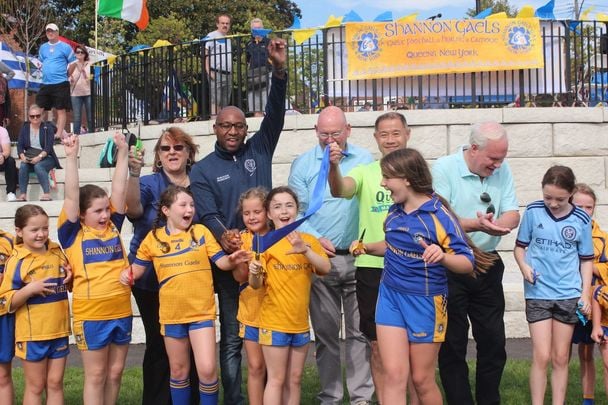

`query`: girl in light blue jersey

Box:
[514,165,594,405]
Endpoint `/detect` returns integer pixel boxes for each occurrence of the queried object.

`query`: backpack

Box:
[99,130,137,168]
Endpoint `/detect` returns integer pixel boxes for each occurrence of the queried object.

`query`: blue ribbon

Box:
[253,146,331,253]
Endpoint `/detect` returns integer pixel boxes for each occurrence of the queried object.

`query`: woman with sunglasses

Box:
[125,127,201,405]
[16,104,61,201]
[68,45,92,135]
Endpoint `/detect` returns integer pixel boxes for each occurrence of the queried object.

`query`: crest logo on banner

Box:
[353,27,381,61]
[505,22,534,53]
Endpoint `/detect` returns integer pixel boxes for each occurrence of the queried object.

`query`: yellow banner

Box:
[345,19,544,80]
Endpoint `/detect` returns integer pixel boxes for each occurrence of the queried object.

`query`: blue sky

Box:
[294,0,607,28]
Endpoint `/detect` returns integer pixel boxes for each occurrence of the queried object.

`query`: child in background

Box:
[248,186,330,405]
[514,165,593,405]
[351,148,493,405]
[0,205,71,405]
[571,183,608,405]
[0,229,14,405]
[232,187,269,405]
[58,133,132,405]
[121,185,250,405]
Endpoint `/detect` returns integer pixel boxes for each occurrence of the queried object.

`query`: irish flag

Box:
[98,0,149,30]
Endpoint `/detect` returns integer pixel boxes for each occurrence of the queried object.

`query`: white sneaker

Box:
[6,192,16,202]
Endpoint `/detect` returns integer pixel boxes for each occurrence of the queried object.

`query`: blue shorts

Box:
[572,320,594,344]
[239,323,259,342]
[15,337,69,361]
[73,317,132,350]
[0,314,15,363]
[162,320,214,338]
[259,329,310,347]
[375,283,447,343]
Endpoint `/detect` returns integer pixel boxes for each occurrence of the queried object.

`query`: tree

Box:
[0,0,54,119]
[466,0,518,18]
[133,13,194,46]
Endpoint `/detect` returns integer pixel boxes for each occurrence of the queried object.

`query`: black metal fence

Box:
[92,20,608,130]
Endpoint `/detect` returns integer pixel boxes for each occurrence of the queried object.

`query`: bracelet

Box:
[272,66,287,75]
[129,171,141,178]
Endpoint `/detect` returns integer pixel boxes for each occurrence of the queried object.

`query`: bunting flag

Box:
[253,147,331,254]
[153,39,172,48]
[396,13,419,22]
[342,10,363,23]
[292,29,317,45]
[597,13,608,22]
[534,0,555,20]
[98,0,149,30]
[252,28,272,38]
[287,15,301,30]
[374,11,393,22]
[580,7,595,21]
[474,8,493,19]
[487,12,508,19]
[324,15,343,28]
[517,5,536,18]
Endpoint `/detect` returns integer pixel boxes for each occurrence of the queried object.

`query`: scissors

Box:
[354,229,366,252]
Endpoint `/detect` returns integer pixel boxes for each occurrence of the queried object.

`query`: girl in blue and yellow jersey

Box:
[0,205,71,405]
[515,166,594,405]
[248,186,330,405]
[120,185,250,405]
[232,187,269,405]
[57,133,131,405]
[352,149,493,405]
[572,184,608,405]
[0,228,14,405]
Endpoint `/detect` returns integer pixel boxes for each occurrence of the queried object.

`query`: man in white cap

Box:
[37,23,75,139]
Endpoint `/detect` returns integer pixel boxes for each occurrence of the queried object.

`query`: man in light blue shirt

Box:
[288,106,374,405]
[37,23,75,139]
[432,122,520,405]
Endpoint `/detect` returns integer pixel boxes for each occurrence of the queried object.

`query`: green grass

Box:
[9,359,608,404]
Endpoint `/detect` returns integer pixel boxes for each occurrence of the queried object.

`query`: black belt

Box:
[210,68,231,75]
[335,249,350,255]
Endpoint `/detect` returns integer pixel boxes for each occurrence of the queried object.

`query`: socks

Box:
[199,379,219,405]
[582,397,594,405]
[169,378,190,405]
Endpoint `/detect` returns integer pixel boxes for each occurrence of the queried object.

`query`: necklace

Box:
[169,174,190,187]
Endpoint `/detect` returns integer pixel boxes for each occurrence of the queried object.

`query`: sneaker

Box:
[6,192,16,202]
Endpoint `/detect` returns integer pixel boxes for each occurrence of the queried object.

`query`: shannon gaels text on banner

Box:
[345,18,543,80]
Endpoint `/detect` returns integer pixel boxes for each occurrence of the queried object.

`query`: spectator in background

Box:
[16,104,61,201]
[246,18,272,117]
[37,23,75,139]
[68,45,92,135]
[0,125,17,201]
[357,102,372,112]
[0,60,14,127]
[205,14,233,117]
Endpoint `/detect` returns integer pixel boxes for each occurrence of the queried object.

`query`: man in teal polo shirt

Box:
[327,111,410,404]
[432,121,520,405]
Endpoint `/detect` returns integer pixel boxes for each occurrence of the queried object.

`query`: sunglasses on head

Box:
[159,144,185,152]
[480,192,496,214]
[29,114,41,119]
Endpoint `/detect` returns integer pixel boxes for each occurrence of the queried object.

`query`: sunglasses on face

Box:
[159,144,186,152]
[29,114,41,119]
[480,192,496,215]
[75,51,84,54]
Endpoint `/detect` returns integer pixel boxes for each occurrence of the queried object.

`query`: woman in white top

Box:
[68,45,92,135]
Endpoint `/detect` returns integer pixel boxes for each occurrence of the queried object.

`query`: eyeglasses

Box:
[317,129,345,140]
[216,122,247,131]
[480,192,496,214]
[29,114,41,119]
[159,144,186,152]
